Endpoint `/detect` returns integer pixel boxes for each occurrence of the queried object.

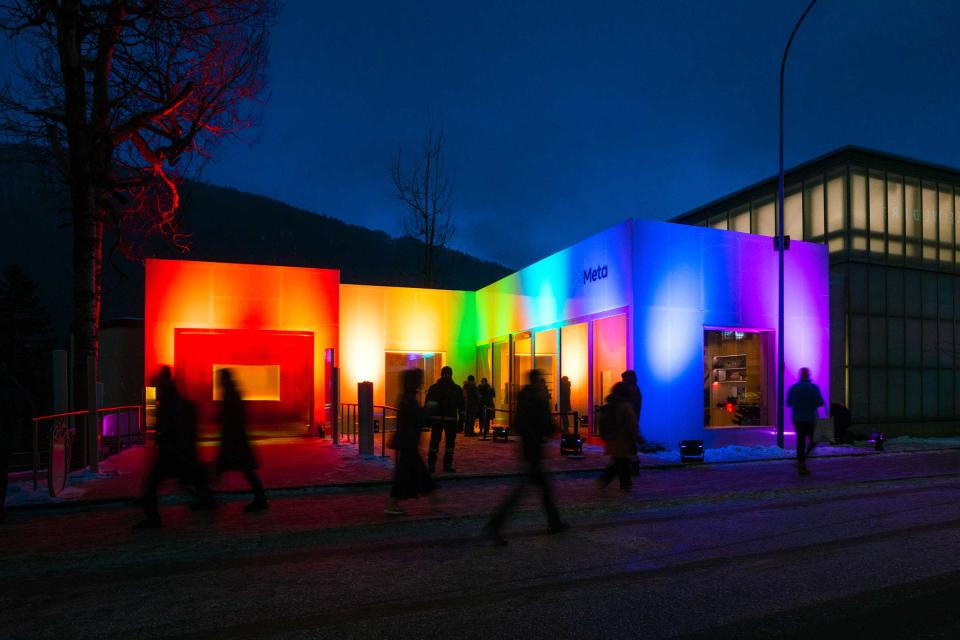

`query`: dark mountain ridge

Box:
[0,147,511,342]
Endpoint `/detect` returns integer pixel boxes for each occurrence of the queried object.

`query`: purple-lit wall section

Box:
[631,220,829,445]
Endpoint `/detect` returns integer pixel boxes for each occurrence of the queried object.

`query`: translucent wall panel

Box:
[905,370,921,417]
[868,267,885,314]
[709,213,728,230]
[939,275,954,318]
[939,185,954,265]
[939,371,954,417]
[922,181,937,261]
[888,369,905,417]
[923,370,937,417]
[730,205,750,233]
[869,172,885,255]
[887,317,904,366]
[850,168,867,252]
[886,269,904,315]
[752,199,775,237]
[783,187,802,241]
[939,320,953,368]
[869,316,886,365]
[827,173,845,252]
[956,191,960,266]
[869,369,886,418]
[804,179,825,242]
[887,174,904,257]
[905,178,921,260]
[922,272,938,319]
[904,319,921,367]
[922,319,938,367]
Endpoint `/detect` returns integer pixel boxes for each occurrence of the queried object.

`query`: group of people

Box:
[134,366,268,529]
[0,359,825,532]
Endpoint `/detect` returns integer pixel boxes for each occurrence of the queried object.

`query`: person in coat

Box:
[557,375,572,432]
[482,369,567,545]
[596,382,639,491]
[477,377,495,439]
[216,368,268,512]
[385,368,435,515]
[425,366,464,473]
[787,367,825,476]
[136,366,213,529]
[462,375,480,437]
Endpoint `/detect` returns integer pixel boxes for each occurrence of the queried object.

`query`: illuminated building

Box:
[673,147,960,437]
[144,217,828,446]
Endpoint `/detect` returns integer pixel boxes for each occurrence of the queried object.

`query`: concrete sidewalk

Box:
[7,430,960,511]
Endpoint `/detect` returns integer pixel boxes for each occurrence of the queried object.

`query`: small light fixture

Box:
[870,431,886,451]
[680,439,705,463]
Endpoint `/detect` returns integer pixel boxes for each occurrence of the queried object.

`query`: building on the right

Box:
[672,146,960,437]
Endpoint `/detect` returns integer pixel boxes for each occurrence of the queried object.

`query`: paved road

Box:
[3,450,960,639]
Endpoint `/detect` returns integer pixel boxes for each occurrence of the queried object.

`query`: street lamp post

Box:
[777,0,819,449]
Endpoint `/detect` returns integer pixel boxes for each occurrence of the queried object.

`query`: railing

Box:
[338,402,399,457]
[488,408,584,439]
[31,404,145,496]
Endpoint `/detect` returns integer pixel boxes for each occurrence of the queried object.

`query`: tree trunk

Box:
[71,193,103,411]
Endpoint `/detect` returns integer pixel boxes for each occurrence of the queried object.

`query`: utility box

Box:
[358,381,374,457]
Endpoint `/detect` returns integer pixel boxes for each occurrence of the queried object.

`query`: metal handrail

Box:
[31,404,145,494]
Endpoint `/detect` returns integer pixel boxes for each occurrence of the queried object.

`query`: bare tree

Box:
[0,0,276,404]
[391,124,455,287]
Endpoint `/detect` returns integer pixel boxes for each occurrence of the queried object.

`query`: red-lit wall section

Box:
[144,259,339,435]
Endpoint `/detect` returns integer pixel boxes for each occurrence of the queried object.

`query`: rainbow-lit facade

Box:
[145,219,828,445]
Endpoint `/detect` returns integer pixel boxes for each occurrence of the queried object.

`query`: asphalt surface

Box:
[3,450,960,639]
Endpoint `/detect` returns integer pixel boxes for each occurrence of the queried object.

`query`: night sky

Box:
[6,0,960,270]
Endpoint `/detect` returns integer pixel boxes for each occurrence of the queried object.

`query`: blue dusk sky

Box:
[5,0,960,269]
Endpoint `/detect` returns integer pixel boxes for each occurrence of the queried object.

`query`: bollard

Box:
[358,381,374,457]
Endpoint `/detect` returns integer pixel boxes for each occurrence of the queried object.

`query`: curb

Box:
[7,445,960,513]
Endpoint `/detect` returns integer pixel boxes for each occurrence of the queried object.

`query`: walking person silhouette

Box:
[216,368,268,512]
[482,369,568,545]
[385,368,435,515]
[425,366,464,473]
[787,367,825,477]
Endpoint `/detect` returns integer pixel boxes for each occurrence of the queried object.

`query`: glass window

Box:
[904,319,922,367]
[922,181,937,261]
[826,172,845,252]
[955,190,960,265]
[869,369,886,418]
[923,369,938,417]
[886,269,904,316]
[534,328,558,401]
[939,275,954,318]
[887,174,904,257]
[887,318,904,366]
[939,320,954,368]
[851,168,867,252]
[849,264,868,313]
[849,368,868,420]
[559,322,589,423]
[922,319,938,367]
[905,370,921,418]
[784,187,802,242]
[804,178,825,243]
[869,317,886,366]
[709,213,728,231]
[849,315,868,366]
[869,171,885,255]
[939,185,954,265]
[887,369,905,418]
[904,270,921,317]
[868,267,885,314]
[752,199,775,237]
[730,205,750,233]
[905,178,921,260]
[922,272,938,319]
[939,370,954,418]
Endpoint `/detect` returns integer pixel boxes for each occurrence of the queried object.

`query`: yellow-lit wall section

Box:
[339,284,478,405]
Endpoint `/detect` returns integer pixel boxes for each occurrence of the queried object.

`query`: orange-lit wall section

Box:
[144,259,339,426]
[339,284,477,406]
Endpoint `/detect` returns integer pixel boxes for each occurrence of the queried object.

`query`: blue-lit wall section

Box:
[632,221,830,444]
[476,221,634,340]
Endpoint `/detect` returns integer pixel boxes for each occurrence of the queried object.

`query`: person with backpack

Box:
[425,366,465,473]
[596,382,640,491]
[482,369,568,545]
[787,367,826,476]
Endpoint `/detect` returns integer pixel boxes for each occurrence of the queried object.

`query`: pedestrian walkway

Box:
[6,433,960,508]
